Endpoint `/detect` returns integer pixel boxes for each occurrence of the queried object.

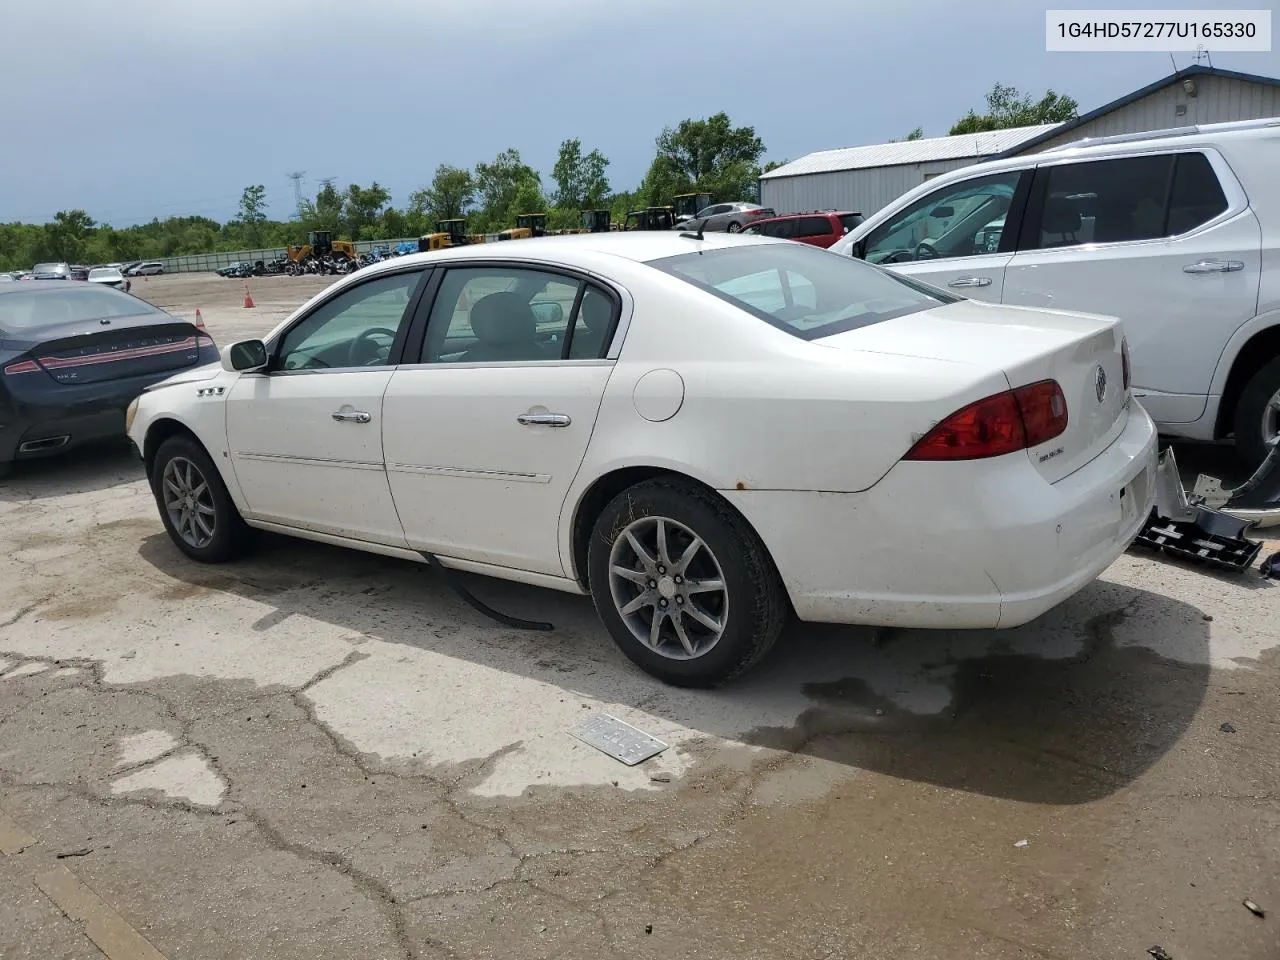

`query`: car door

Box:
[1002,149,1261,425]
[856,168,1030,300]
[382,264,620,576]
[224,267,428,543]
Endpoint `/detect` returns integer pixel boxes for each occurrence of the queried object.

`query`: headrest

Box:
[469,292,535,345]
[579,292,611,331]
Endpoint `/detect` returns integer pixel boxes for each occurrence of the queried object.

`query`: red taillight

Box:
[905,380,1068,461]
[3,360,39,376]
[1121,338,1131,391]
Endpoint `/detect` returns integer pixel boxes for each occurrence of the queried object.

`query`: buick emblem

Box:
[1094,365,1107,404]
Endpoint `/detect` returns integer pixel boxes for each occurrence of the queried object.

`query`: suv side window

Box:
[796,217,835,239]
[1167,152,1229,234]
[861,171,1023,265]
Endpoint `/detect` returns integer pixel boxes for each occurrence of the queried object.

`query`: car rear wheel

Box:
[151,435,252,563]
[587,477,787,687]
[1233,357,1280,469]
[726,221,742,233]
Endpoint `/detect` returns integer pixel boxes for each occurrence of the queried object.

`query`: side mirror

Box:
[531,301,564,326]
[930,205,954,218]
[221,339,268,372]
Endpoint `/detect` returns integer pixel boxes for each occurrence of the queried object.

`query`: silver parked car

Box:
[677,202,775,233]
[128,262,165,277]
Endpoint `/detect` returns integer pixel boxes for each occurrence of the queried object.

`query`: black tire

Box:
[726,221,742,233]
[586,477,788,687]
[150,434,252,563]
[0,460,11,481]
[1232,356,1280,469]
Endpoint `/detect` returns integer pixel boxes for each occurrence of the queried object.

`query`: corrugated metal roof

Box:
[760,123,1062,179]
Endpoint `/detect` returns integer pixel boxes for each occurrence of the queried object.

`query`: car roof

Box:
[357,231,786,274]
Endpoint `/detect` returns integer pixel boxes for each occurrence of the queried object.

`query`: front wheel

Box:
[150,435,253,563]
[1233,357,1280,469]
[587,477,788,687]
[726,221,741,233]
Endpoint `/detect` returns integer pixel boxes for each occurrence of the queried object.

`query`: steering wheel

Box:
[914,240,939,260]
[347,327,398,366]
[878,249,915,264]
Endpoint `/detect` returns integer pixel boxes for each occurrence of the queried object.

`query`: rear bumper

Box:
[1,371,184,463]
[723,402,1159,630]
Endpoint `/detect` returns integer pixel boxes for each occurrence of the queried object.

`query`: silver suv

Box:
[834,117,1280,466]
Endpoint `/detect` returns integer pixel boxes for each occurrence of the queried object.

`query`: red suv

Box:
[743,211,865,248]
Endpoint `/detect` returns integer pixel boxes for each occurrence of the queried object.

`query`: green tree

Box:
[45,210,96,262]
[551,139,612,209]
[342,182,390,241]
[646,112,765,204]
[408,164,475,229]
[509,176,546,222]
[233,184,268,246]
[950,84,1078,135]
[474,148,539,229]
[298,182,344,235]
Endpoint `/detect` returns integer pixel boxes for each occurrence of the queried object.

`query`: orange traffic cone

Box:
[194,308,205,330]
[243,286,255,309]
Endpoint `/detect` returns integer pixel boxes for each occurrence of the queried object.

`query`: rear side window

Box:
[651,243,956,341]
[839,213,864,232]
[1167,152,1228,234]
[796,217,835,238]
[1028,151,1229,249]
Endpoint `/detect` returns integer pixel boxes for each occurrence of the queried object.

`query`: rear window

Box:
[651,243,956,340]
[0,287,161,332]
[32,263,67,275]
[839,213,864,231]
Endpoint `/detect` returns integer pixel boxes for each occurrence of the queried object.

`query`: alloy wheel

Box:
[607,516,728,660]
[161,456,217,549]
[1263,386,1280,447]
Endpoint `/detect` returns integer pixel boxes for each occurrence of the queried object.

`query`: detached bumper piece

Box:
[1132,441,1280,573]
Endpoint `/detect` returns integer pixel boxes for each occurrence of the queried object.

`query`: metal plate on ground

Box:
[568,713,668,766]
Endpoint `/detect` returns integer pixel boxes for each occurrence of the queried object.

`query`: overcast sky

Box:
[1,0,1276,225]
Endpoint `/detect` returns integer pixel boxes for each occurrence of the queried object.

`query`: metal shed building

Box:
[760,65,1280,219]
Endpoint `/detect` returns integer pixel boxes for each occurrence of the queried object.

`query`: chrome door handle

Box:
[517,413,571,427]
[332,410,372,424]
[1183,259,1244,274]
[948,276,992,288]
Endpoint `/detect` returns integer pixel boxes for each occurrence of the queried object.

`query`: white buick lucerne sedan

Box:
[127,231,1157,686]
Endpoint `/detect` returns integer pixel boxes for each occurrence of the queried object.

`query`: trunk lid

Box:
[818,299,1130,483]
[5,320,209,386]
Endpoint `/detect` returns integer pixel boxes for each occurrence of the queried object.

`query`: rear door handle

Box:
[948,276,992,288]
[1183,259,1244,274]
[517,413,571,427]
[332,410,372,424]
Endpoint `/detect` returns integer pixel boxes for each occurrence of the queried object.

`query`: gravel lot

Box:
[2,272,1278,959]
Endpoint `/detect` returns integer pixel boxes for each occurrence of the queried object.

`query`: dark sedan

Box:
[0,282,219,476]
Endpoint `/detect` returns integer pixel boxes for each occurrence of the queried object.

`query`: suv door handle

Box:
[1183,259,1244,274]
[517,413,571,427]
[332,410,372,424]
[947,276,992,288]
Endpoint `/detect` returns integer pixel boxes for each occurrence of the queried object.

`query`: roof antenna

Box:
[679,217,711,241]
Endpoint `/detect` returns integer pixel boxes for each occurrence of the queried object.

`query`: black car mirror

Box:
[222,339,268,372]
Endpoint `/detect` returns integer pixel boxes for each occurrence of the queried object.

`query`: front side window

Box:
[862,171,1023,265]
[652,243,956,341]
[420,266,615,363]
[276,270,421,371]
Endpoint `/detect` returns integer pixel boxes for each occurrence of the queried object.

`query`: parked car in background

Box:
[120,261,143,276]
[31,262,72,280]
[128,262,165,276]
[680,202,775,233]
[128,232,1155,686]
[69,265,90,281]
[0,281,219,478]
[217,261,253,278]
[88,266,131,293]
[744,211,865,248]
[0,273,14,283]
[832,117,1280,467]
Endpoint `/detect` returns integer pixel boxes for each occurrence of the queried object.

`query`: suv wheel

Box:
[587,478,787,687]
[1233,357,1280,469]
